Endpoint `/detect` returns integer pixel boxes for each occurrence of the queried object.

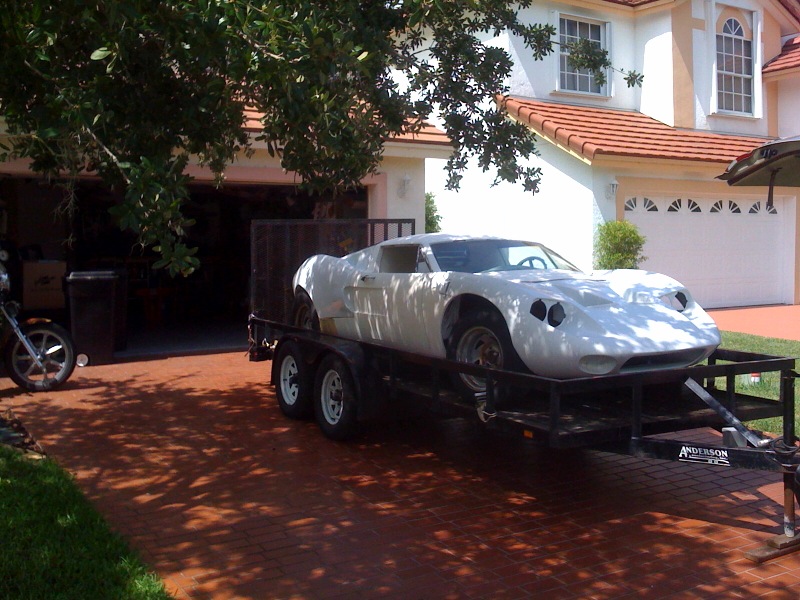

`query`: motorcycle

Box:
[0,250,77,391]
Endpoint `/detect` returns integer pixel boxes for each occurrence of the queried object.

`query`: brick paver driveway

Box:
[4,351,800,599]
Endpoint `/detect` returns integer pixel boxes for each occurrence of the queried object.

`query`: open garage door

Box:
[625,195,794,308]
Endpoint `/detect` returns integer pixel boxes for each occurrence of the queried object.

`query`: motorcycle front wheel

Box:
[4,322,76,391]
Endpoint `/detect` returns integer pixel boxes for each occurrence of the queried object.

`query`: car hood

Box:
[482,269,680,306]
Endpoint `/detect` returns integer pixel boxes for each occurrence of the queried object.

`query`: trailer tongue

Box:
[249,316,800,562]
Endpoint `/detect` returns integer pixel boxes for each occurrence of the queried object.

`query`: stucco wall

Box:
[777,75,800,137]
[638,12,675,125]
[508,3,638,110]
[692,0,773,136]
[427,141,599,272]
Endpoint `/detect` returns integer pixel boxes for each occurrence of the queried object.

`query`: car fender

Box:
[294,255,358,320]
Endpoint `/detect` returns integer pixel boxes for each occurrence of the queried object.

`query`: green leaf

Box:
[90,48,112,60]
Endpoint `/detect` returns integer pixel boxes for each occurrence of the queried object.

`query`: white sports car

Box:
[292,233,720,391]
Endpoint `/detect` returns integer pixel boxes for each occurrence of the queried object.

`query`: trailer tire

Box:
[314,354,360,440]
[275,341,313,419]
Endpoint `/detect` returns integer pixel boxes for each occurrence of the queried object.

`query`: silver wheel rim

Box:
[13,330,67,383]
[279,355,299,406]
[320,369,343,425]
[455,325,503,392]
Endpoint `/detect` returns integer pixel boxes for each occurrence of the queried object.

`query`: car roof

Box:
[379,233,516,247]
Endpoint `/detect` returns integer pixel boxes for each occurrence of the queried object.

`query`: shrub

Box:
[425,192,442,233]
[593,220,646,269]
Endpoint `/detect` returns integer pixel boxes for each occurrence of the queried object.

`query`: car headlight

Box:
[629,289,689,312]
[530,299,566,328]
[659,291,689,312]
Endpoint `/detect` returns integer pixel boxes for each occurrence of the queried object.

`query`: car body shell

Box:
[292,233,721,379]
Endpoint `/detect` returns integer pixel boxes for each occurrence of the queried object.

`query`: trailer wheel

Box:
[314,354,360,440]
[275,341,313,419]
[447,310,526,398]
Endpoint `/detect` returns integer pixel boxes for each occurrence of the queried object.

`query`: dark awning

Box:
[718,135,800,186]
[717,136,800,207]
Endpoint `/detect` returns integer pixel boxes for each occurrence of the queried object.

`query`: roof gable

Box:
[763,35,800,76]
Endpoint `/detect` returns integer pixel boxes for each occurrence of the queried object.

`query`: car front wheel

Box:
[447,310,526,398]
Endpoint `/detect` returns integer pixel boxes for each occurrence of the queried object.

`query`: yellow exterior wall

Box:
[671,1,696,128]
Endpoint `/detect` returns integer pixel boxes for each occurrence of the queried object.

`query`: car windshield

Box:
[430,239,580,273]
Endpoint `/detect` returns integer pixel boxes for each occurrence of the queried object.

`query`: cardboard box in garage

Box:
[23,261,66,309]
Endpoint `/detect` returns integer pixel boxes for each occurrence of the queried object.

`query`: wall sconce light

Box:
[398,174,412,198]
[607,178,619,200]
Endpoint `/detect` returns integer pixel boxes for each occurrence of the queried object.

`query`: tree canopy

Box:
[0,1,637,275]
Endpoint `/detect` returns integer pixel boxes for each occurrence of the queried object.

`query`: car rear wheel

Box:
[447,310,526,398]
[292,290,320,331]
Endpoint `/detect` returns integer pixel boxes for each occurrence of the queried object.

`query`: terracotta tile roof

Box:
[763,35,800,76]
[596,0,800,22]
[503,96,772,164]
[243,108,451,146]
[596,0,664,7]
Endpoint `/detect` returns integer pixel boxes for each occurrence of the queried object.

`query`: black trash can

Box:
[65,270,127,365]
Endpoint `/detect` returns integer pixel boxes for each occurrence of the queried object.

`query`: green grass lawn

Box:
[0,445,173,600]
[720,330,800,435]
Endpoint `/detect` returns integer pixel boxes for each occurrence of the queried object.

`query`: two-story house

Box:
[430,0,800,308]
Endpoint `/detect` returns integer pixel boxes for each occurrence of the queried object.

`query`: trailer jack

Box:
[684,377,800,562]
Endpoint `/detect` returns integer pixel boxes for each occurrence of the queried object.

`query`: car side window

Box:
[378,246,421,273]
[416,248,432,273]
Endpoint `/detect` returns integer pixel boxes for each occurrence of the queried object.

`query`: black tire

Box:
[292,290,320,331]
[4,322,76,392]
[446,310,526,399]
[314,354,360,441]
[274,341,313,419]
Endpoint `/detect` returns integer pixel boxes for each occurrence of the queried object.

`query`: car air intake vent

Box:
[621,349,706,371]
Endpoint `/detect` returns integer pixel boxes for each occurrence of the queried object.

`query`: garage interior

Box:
[0,176,367,358]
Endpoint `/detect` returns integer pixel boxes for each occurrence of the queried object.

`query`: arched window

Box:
[716,18,752,113]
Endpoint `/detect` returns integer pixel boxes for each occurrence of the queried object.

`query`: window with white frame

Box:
[716,18,752,113]
[559,16,607,95]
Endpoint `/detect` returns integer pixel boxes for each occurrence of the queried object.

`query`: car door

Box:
[351,245,446,354]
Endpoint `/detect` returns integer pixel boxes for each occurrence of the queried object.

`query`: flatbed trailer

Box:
[248,315,800,561]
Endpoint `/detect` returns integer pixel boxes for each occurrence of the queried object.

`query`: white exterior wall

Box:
[508,3,638,110]
[427,142,600,272]
[637,13,675,125]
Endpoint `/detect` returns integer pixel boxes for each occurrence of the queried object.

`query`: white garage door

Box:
[625,195,793,308]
